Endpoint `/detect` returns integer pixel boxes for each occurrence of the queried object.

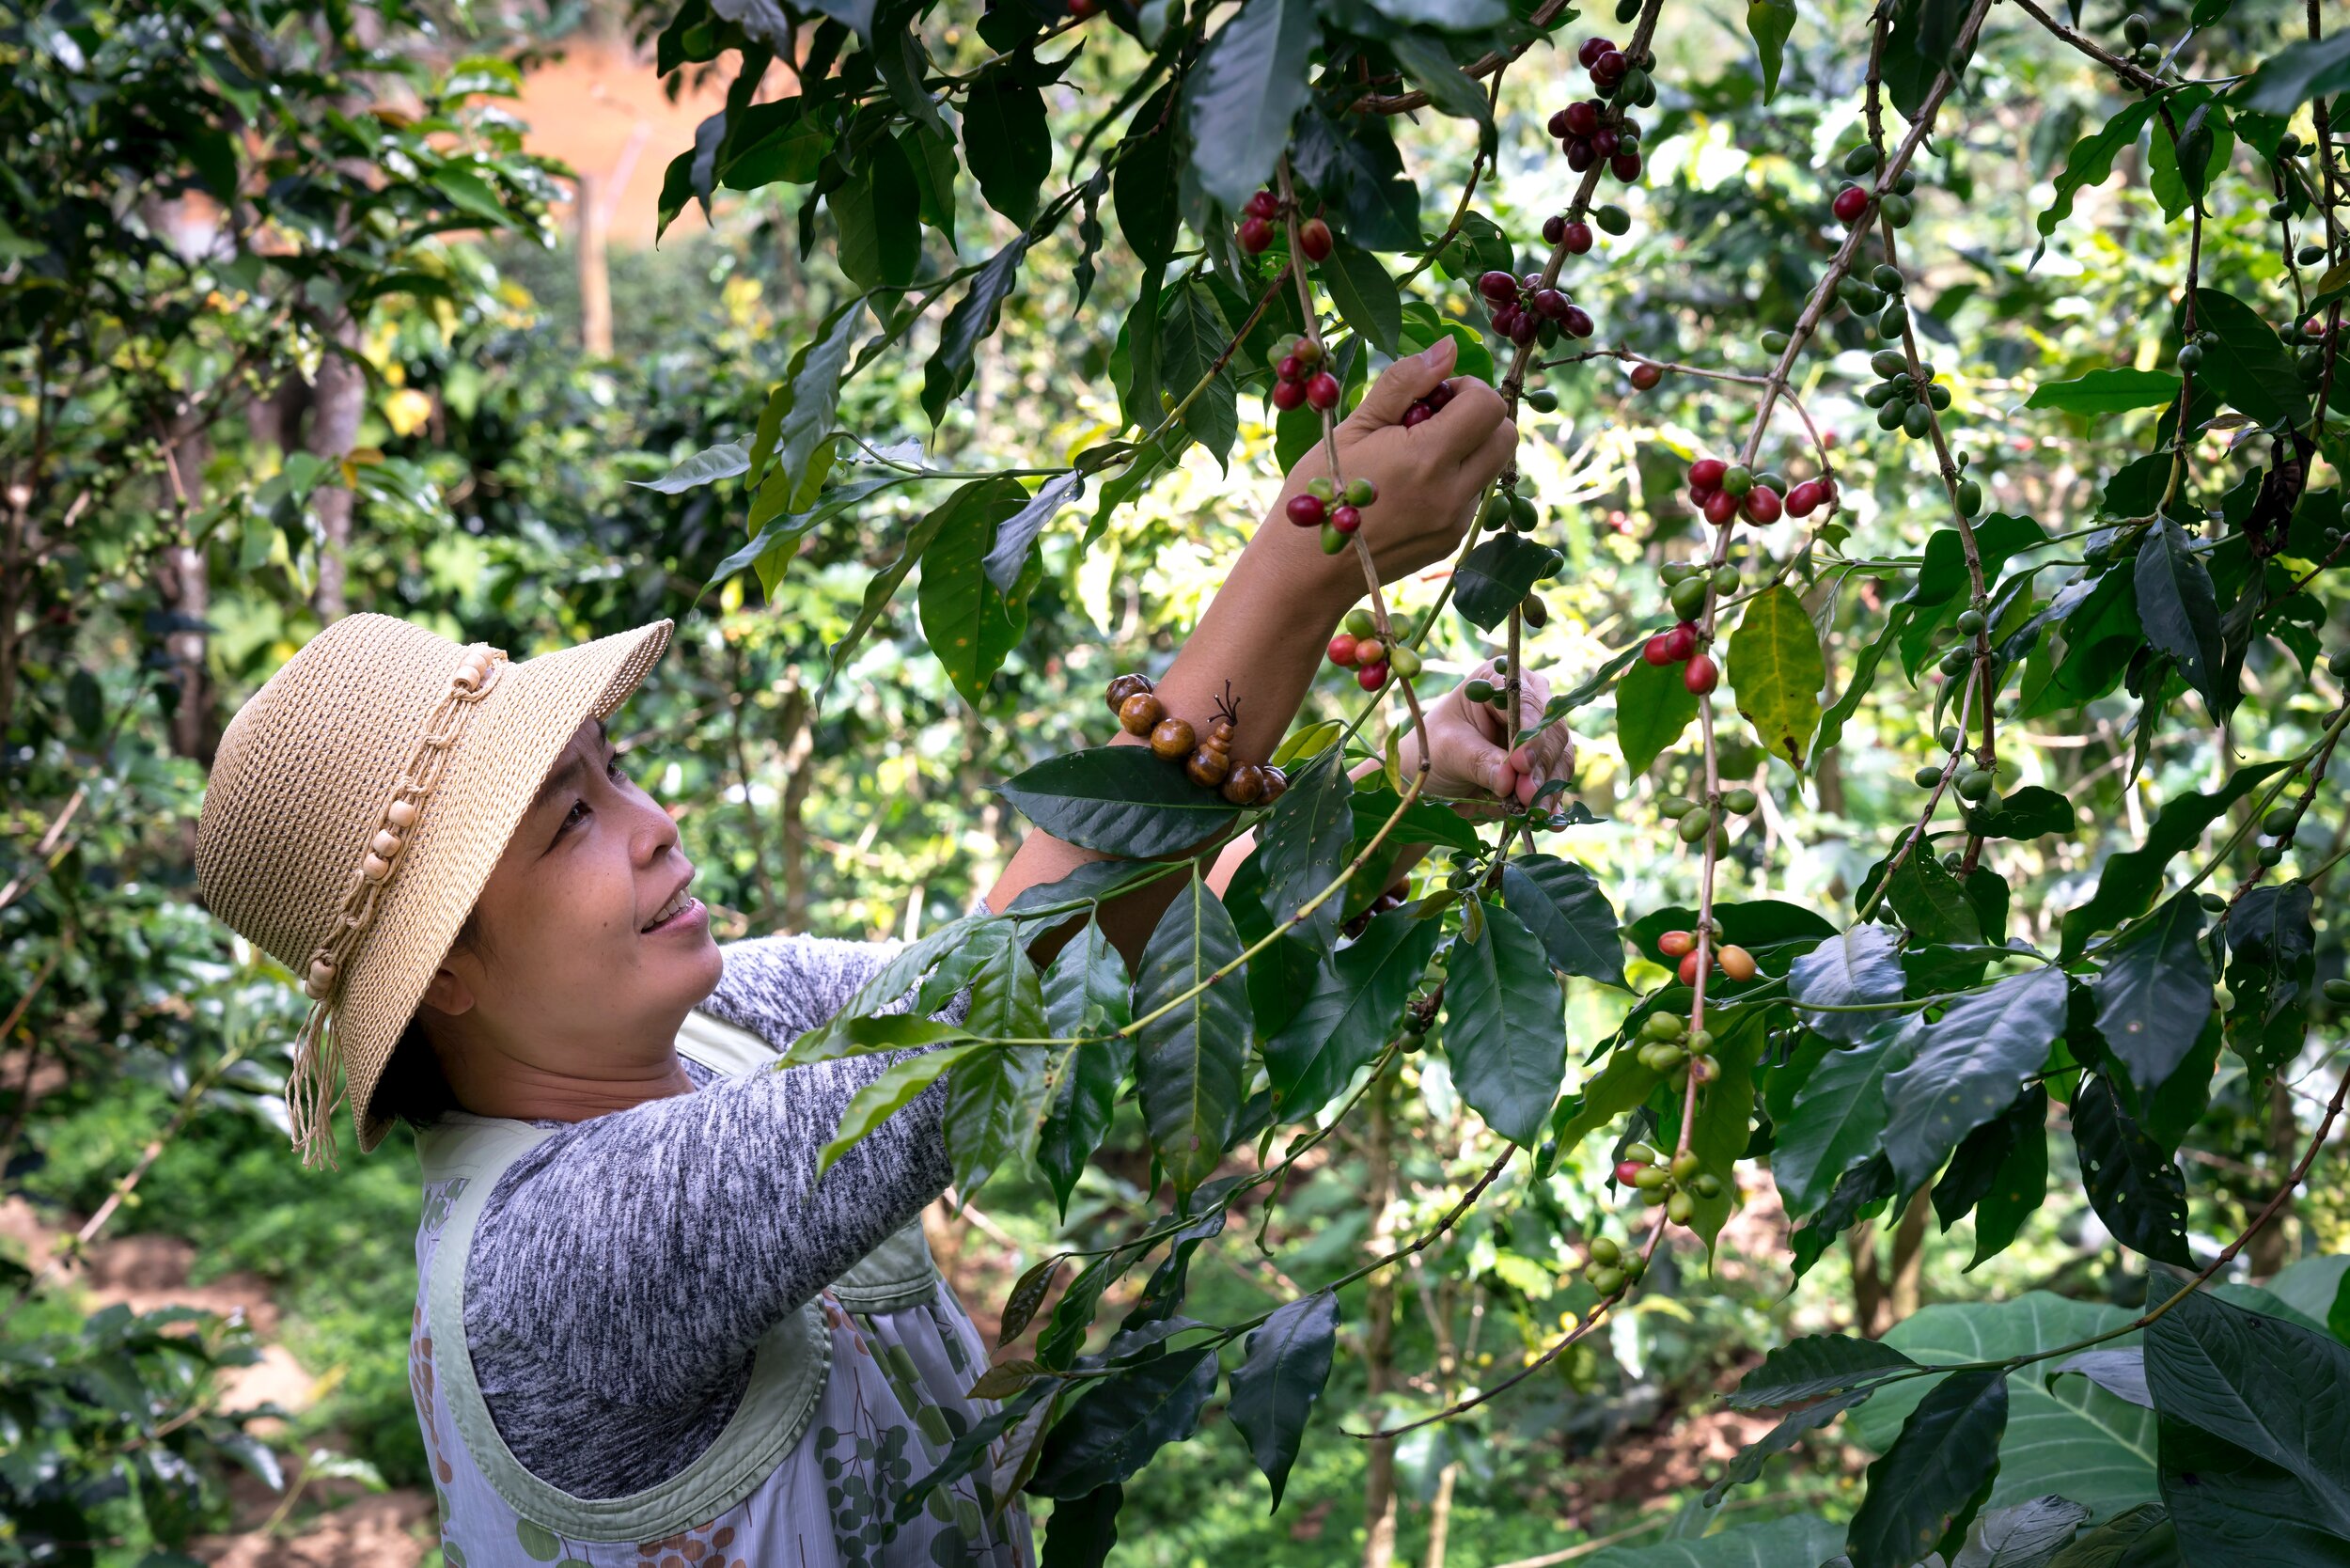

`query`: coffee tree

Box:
[640,0,2350,1560]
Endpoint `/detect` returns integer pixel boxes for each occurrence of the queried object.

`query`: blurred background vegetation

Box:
[3,0,2343,1561]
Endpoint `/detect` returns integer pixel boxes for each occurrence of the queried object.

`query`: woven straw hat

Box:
[196,612,674,1164]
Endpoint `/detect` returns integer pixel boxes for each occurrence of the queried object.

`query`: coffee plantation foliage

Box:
[8,0,2350,1560]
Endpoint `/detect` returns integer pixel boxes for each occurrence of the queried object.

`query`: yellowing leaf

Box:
[1728,584,1825,773]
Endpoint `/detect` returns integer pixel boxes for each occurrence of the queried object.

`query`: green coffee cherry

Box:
[1761,330,1791,354]
[1686,1028,1715,1056]
[1678,807,1716,843]
[1522,592,1549,630]
[1721,464,1755,496]
[1892,170,1919,196]
[2200,892,2228,914]
[1633,1164,1672,1190]
[1872,263,1904,294]
[1871,349,1910,379]
[1939,646,1972,676]
[1589,1235,1623,1266]
[1642,1011,1686,1042]
[1666,1191,1696,1225]
[1661,561,1698,585]
[1670,576,1711,619]
[2123,11,2150,44]
[1465,679,1496,704]
[1880,305,1908,339]
[1956,608,1987,635]
[1904,402,1932,438]
[1510,493,1540,529]
[1526,387,1559,412]
[1915,763,1948,788]
[1480,494,1512,528]
[2264,806,2297,837]
[2177,343,2204,372]
[1692,1173,1725,1200]
[2259,843,2286,868]
[1956,478,1982,517]
[1881,193,1914,227]
[1842,144,1881,176]
[1345,607,1378,638]
[2325,979,2350,1004]
[1596,204,1632,235]
[1877,400,1907,431]
[1308,477,1338,502]
[1711,564,1741,595]
[1387,645,1422,681]
[1723,787,1758,814]
[1937,725,1961,749]
[1590,1264,1628,1294]
[1657,792,1698,819]
[1956,769,1994,802]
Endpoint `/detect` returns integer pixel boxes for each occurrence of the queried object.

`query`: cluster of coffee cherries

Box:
[1105,676,1290,805]
[1829,145,1919,229]
[1914,721,1999,815]
[1642,562,1730,692]
[1234,190,1333,260]
[1655,926,1757,985]
[1479,267,1595,348]
[1574,32,1658,110]
[1402,378,1460,429]
[1612,1129,1726,1229]
[1290,471,1380,557]
[1462,651,1525,711]
[1548,75,1645,183]
[1654,787,1761,858]
[1862,349,1966,466]
[1686,456,1800,530]
[1833,261,1916,346]
[1267,334,1342,414]
[1324,605,1423,692]
[1578,1233,1644,1297]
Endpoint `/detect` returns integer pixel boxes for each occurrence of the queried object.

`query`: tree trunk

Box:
[2249,1076,2297,1278]
[306,315,366,620]
[577,172,613,358]
[1362,1077,1400,1568]
[1422,1465,1458,1568]
[776,686,814,933]
[156,421,218,763]
[727,643,782,930]
[1848,1217,1887,1338]
[1887,1190,1932,1325]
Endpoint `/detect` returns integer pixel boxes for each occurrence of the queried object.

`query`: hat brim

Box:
[333,619,674,1153]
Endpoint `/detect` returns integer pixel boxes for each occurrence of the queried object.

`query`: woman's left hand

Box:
[1398,661,1576,818]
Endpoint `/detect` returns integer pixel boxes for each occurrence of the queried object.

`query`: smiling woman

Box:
[184,340,1562,1568]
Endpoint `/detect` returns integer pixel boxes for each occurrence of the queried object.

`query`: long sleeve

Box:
[461,933,955,1498]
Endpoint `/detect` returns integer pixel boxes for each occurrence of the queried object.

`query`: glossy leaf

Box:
[630,442,747,494]
[2236,31,2350,115]
[1040,1484,1123,1568]
[1881,964,2069,1191]
[1704,1385,1876,1505]
[2074,1074,2191,1266]
[1586,1515,1844,1568]
[1970,786,2077,841]
[1443,900,1569,1145]
[1774,1020,1916,1218]
[2059,762,2288,958]
[919,475,1036,706]
[1789,925,1906,1046]
[1388,32,1496,158]
[1932,1084,2043,1233]
[1846,1369,2009,1568]
[1265,909,1441,1121]
[818,1044,982,1175]
[1888,846,1983,948]
[833,133,921,290]
[2224,882,2315,1080]
[1957,1495,2093,1566]
[1229,1290,1340,1510]
[1500,855,1625,988]
[2188,287,2306,428]
[1259,755,1354,950]
[1452,534,1561,630]
[2092,894,2214,1102]
[983,469,1084,592]
[963,71,1050,227]
[751,297,866,513]
[1323,235,1402,356]
[997,745,1242,858]
[1026,1344,1219,1498]
[2024,368,2182,417]
[1727,584,1825,771]
[1747,0,1797,100]
[1111,86,1182,266]
[1132,875,1253,1196]
[1036,922,1130,1215]
[923,236,1029,426]
[1185,0,1316,208]
[2033,100,2156,259]
[1731,1332,1919,1410]
[1965,1091,2049,1269]
[2134,520,2227,716]
[1616,653,1701,777]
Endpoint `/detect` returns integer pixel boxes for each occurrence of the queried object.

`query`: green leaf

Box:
[2145,1284,2350,1554]
[2034,100,2157,259]
[1155,277,1238,470]
[1882,965,2069,1191]
[1616,654,1700,777]
[1027,1344,1219,1497]
[1323,235,1403,357]
[1789,925,1906,1046]
[982,469,1084,593]
[1186,0,1318,208]
[997,745,1242,858]
[2060,761,2290,959]
[1747,0,1798,100]
[1229,1290,1340,1510]
[1036,919,1132,1215]
[2233,32,2350,116]
[2074,1073,2191,1268]
[1586,1514,1845,1568]
[818,1044,984,1174]
[1726,584,1825,772]
[631,442,748,494]
[1627,899,1837,971]
[1932,1084,2044,1235]
[1258,755,1354,956]
[2224,881,2315,1081]
[1964,1090,2049,1270]
[923,237,1029,427]
[1685,1016,1760,1251]
[2148,96,2230,220]
[2134,520,2228,717]
[752,296,866,512]
[1970,786,2077,841]
[1452,534,1561,630]
[2025,368,2184,418]
[833,133,921,290]
[1266,910,1440,1120]
[1774,1021,1916,1218]
[2189,287,2307,429]
[2092,894,2214,1102]
[1818,602,1916,760]
[1733,1333,1920,1410]
[941,927,1051,1197]
[1387,32,1496,158]
[430,163,511,227]
[1847,1369,2010,1568]
[1705,1387,1877,1506]
[918,475,1035,706]
[1501,856,1625,988]
[1548,1044,1666,1151]
[1133,875,1254,1196]
[1889,846,1983,948]
[1444,900,1568,1145]
[1113,86,1183,266]
[1851,1294,2157,1520]
[1040,1483,1123,1568]
[963,71,1051,227]
[2043,1504,2173,1567]
[1349,781,1488,853]
[896,122,958,236]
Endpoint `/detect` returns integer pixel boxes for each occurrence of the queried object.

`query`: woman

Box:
[193,337,1572,1566]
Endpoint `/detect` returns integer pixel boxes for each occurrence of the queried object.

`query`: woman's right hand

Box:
[1270,336,1517,588]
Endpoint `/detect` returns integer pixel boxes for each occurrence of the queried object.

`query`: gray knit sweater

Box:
[462,933,955,1499]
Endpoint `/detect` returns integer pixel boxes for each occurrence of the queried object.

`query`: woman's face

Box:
[420,718,723,1071]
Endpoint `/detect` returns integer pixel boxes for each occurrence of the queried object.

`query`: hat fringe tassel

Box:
[287,1002,345,1171]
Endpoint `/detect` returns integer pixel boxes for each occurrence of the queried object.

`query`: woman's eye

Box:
[561,800,590,833]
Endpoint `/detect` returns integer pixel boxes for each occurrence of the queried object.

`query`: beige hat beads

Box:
[196,613,674,1166]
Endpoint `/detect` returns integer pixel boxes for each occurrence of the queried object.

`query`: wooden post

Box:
[577,172,612,358]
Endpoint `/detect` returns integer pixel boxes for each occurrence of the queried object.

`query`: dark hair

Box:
[369,909,485,1130]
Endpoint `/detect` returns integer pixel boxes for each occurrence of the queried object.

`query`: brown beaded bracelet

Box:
[1103,675,1289,806]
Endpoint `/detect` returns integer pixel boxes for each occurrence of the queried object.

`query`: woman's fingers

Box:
[1458,411,1521,486]
[1425,379,1512,467]
[1353,336,1460,429]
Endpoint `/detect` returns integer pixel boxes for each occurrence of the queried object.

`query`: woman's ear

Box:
[420,964,477,1018]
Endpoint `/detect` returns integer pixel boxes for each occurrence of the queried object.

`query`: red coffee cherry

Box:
[1532,288,1571,321]
[1578,36,1614,68]
[1684,653,1720,694]
[1305,371,1341,410]
[1643,633,1677,666]
[1271,379,1307,411]
[1630,362,1663,391]
[1784,479,1825,517]
[1615,1158,1647,1185]
[1566,139,1597,173]
[1547,108,1575,138]
[1564,100,1602,138]
[1688,458,1728,490]
[1287,494,1326,527]
[1068,0,1098,15]
[1594,49,1628,79]
[1331,503,1363,534]
[1561,305,1595,338]
[1478,269,1519,305]
[1510,310,1543,344]
[1245,191,1279,219]
[1702,490,1739,525]
[1357,661,1390,691]
[1719,944,1759,981]
[1328,634,1359,666]
[1662,620,1699,661]
[1743,485,1783,524]
[1238,215,1274,253]
[1402,402,1434,429]
[1543,213,1567,243]
[1612,151,1644,181]
[1592,127,1621,157]
[1678,949,1706,985]
[1299,218,1333,261]
[1563,221,1593,254]
[1832,185,1872,223]
[1658,929,1697,957]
